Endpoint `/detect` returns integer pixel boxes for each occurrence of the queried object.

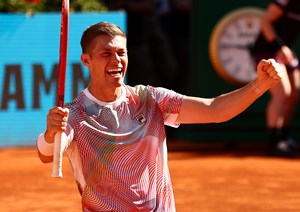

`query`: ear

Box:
[81,53,90,67]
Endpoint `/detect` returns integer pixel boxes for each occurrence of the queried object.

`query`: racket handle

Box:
[52,132,67,178]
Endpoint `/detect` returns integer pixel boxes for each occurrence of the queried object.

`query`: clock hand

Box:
[220,43,255,56]
[220,43,253,50]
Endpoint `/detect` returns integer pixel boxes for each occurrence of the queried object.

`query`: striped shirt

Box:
[38,84,184,211]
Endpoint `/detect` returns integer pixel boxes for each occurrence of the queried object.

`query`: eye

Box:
[101,52,111,57]
[118,51,127,57]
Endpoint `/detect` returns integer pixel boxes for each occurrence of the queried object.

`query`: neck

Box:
[88,85,122,102]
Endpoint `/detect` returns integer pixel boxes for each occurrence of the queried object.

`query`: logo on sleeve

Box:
[136,114,146,125]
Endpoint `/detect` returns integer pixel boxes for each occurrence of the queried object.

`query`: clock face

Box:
[209,7,264,85]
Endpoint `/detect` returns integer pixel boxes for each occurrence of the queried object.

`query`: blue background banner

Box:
[0,12,126,147]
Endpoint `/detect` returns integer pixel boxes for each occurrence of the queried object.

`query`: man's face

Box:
[81,35,128,89]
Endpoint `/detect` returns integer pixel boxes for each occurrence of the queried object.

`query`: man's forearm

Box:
[36,133,54,163]
[211,79,267,122]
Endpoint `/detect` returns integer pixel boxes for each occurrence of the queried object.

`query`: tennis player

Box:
[36,22,282,211]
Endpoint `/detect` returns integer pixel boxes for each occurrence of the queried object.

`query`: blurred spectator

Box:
[252,0,300,157]
[104,0,178,89]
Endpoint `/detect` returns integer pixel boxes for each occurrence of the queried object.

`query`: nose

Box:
[112,52,121,62]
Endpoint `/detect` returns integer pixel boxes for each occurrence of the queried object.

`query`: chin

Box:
[117,78,125,85]
[113,80,124,87]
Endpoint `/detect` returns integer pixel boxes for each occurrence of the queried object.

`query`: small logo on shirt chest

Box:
[136,114,146,125]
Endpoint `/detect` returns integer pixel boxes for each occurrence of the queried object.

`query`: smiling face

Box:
[81,35,128,100]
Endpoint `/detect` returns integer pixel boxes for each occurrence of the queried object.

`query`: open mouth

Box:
[107,68,122,77]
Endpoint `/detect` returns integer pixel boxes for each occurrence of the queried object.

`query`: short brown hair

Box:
[80,22,126,53]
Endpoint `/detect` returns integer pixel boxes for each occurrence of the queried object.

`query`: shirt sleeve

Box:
[149,86,184,128]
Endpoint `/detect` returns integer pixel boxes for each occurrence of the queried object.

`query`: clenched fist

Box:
[256,59,283,89]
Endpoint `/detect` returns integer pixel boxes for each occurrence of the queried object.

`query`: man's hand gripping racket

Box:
[52,0,69,178]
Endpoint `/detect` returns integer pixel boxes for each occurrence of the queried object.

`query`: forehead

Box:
[93,35,127,50]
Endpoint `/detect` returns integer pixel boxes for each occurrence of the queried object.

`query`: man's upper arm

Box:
[176,96,215,124]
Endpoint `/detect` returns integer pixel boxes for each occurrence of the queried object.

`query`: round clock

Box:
[209,7,264,85]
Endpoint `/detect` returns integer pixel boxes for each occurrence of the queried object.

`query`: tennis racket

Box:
[52,0,69,178]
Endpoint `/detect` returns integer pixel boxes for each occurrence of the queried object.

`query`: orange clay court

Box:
[1,140,300,212]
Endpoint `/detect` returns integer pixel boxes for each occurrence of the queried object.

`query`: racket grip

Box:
[52,132,67,178]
